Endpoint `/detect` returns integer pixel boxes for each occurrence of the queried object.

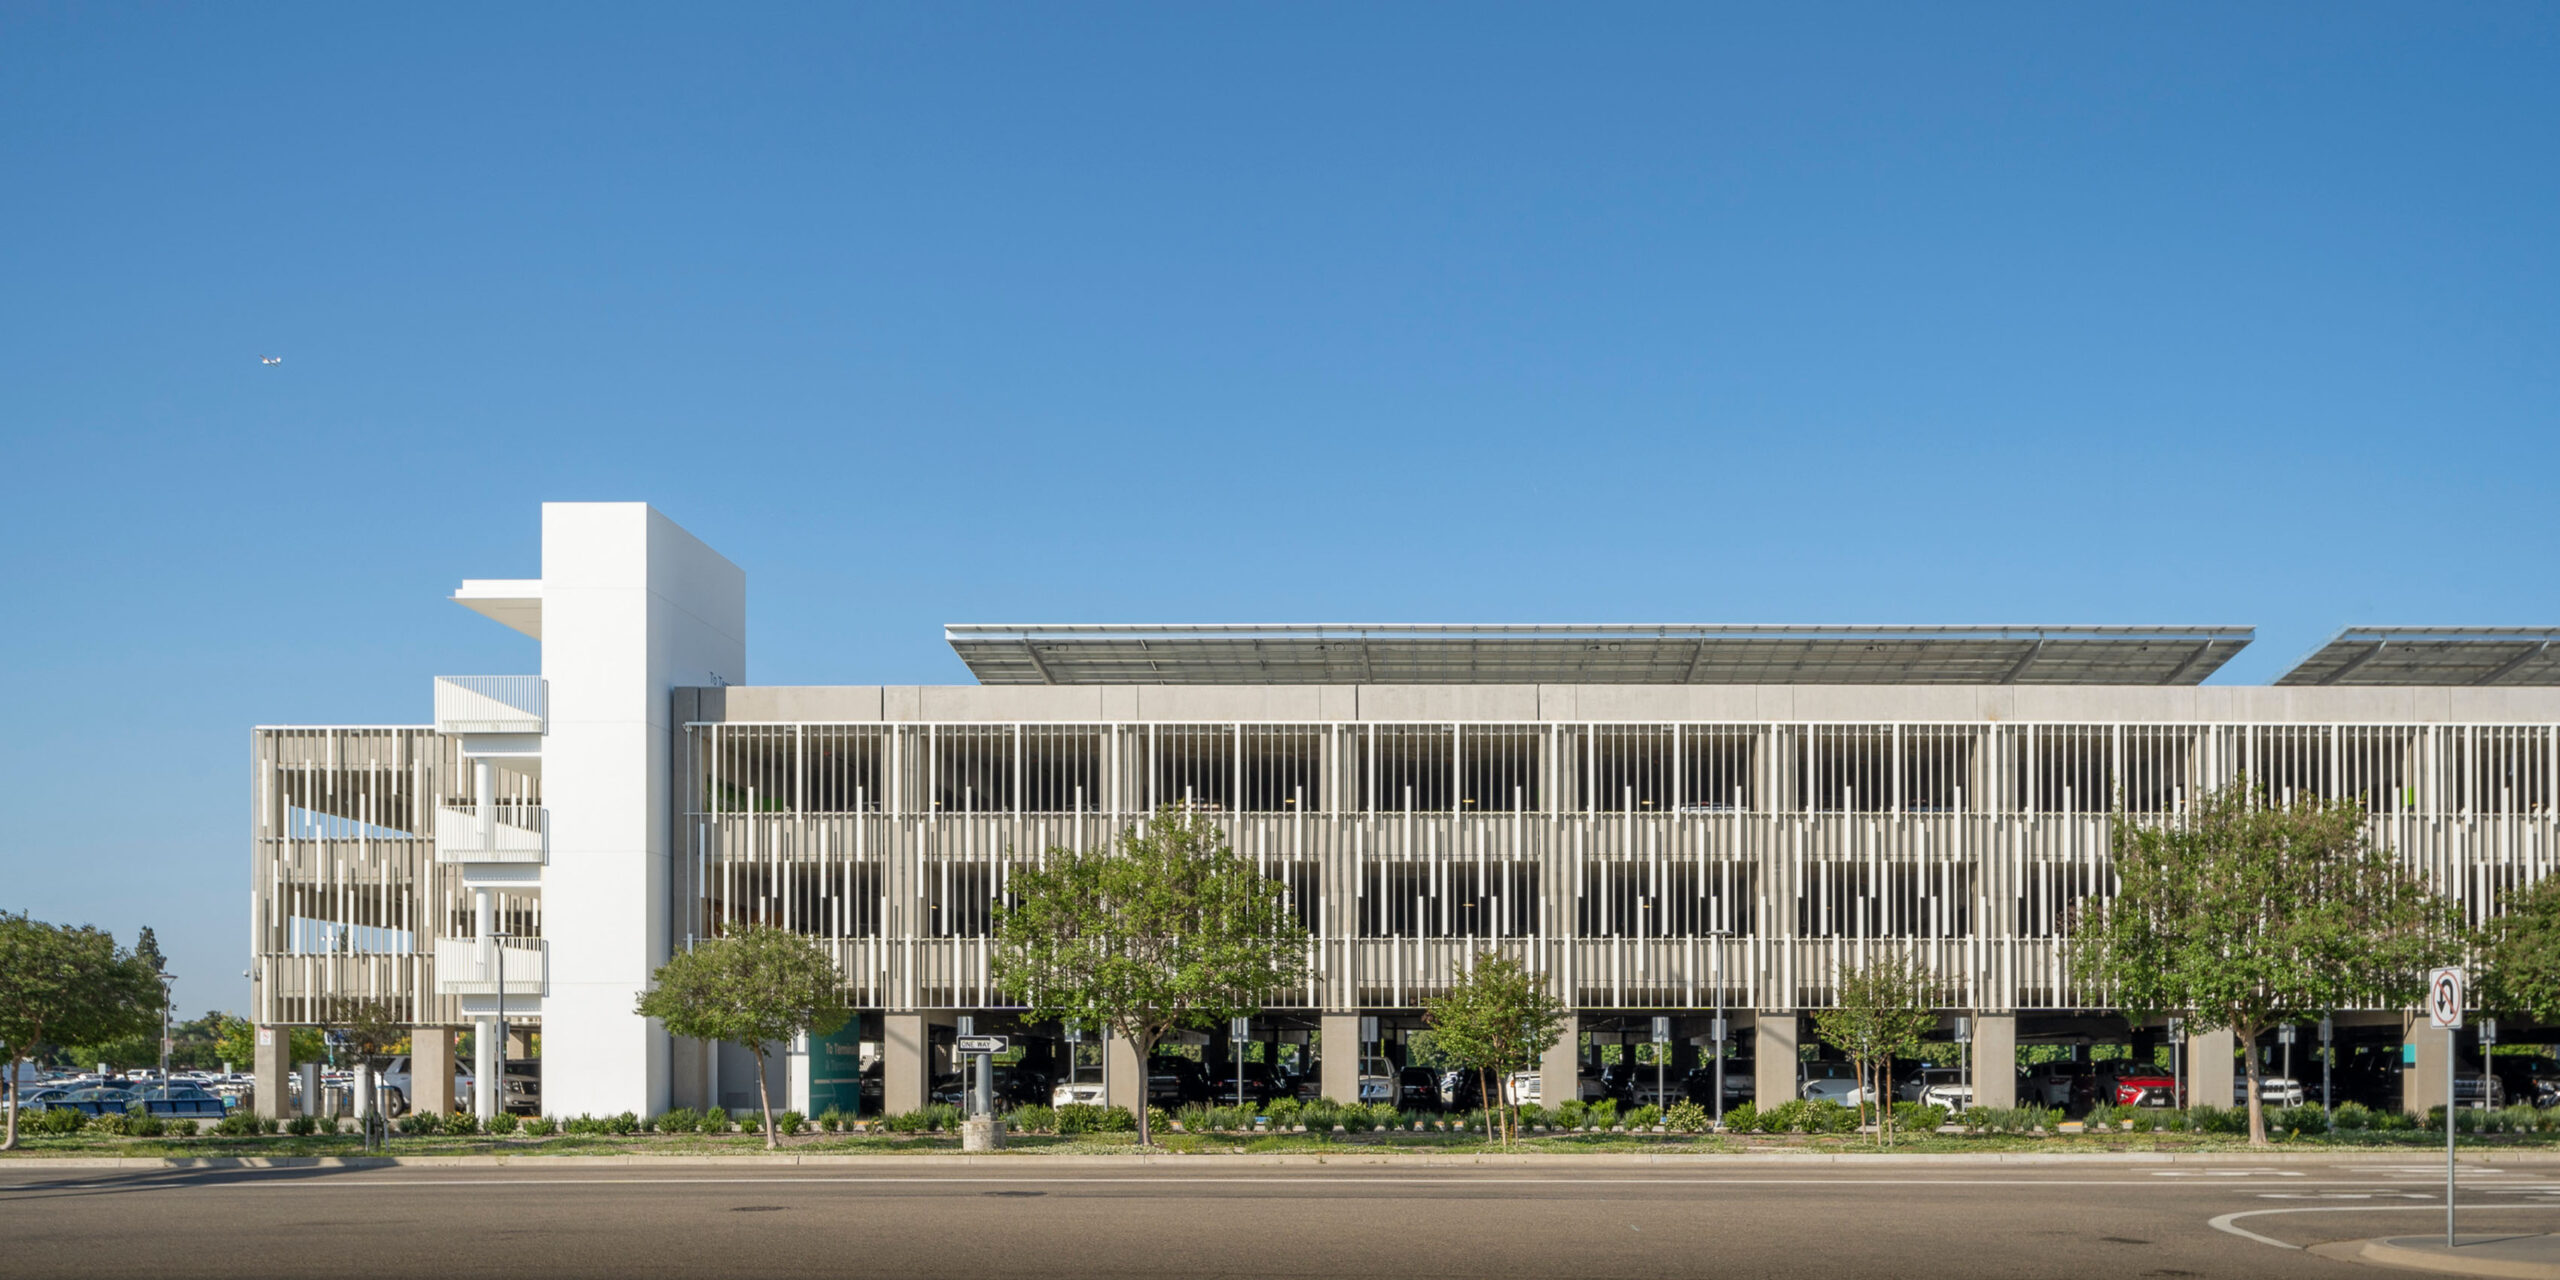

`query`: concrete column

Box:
[1969,1014,2017,1109]
[413,1027,458,1116]
[252,1025,291,1121]
[1540,1014,1581,1108]
[883,1013,928,1115]
[786,1032,812,1117]
[1320,1013,1361,1104]
[2190,1027,2235,1112]
[473,1017,500,1120]
[1106,1029,1146,1113]
[2404,1018,2451,1119]
[1755,1012,1799,1106]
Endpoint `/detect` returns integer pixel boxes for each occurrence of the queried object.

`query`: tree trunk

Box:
[1130,1023,1164,1147]
[1880,1062,1894,1149]
[752,1045,777,1150]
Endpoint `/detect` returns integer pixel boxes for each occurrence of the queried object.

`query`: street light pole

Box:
[1708,928,1730,1128]
[158,972,175,1079]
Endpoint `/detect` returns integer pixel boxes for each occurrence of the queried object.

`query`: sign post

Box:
[1709,1016,1729,1127]
[1652,1017,1670,1117]
[1954,1016,1972,1109]
[1232,1016,1250,1109]
[2429,966,2466,1248]
[2167,1016,2185,1109]
[2319,1017,2335,1121]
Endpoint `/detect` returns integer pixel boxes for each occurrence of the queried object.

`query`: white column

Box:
[474,886,498,1120]
[474,757,495,847]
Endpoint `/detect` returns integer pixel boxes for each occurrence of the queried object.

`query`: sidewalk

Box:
[2315,1235,2560,1279]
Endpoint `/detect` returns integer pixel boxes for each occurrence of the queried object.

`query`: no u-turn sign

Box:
[2427,966,2465,1030]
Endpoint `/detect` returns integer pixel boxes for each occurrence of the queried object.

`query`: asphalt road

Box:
[8,1160,2560,1279]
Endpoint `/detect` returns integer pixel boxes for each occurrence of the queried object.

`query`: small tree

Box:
[213,1016,326,1076]
[1424,951,1566,1146]
[2476,874,2560,1024]
[1810,951,1937,1146]
[637,925,849,1148]
[2070,778,2455,1146]
[993,806,1310,1147]
[0,913,160,1150]
[333,996,410,1150]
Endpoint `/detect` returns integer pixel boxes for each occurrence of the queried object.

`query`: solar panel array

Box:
[2277,627,2560,687]
[948,624,2254,687]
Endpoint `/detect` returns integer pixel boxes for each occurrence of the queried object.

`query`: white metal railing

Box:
[434,803,547,862]
[434,676,547,734]
[434,937,547,995]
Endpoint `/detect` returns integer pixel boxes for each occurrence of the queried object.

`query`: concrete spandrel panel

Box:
[1130,685,1333,722]
[714,686,886,722]
[919,685,1109,722]
[2443,687,2560,723]
[2005,687,2201,724]
[1352,684,1539,722]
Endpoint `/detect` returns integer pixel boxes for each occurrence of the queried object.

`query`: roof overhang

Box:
[2276,627,2560,686]
[946,624,2255,687]
[452,579,543,640]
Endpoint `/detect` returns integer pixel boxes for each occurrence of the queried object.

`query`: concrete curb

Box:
[12,1149,2560,1171]
[2311,1235,2560,1279]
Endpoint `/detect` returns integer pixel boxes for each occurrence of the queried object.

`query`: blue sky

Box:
[4,3,2553,1017]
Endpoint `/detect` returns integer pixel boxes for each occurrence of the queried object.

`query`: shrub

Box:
[655,1107,699,1134]
[1891,1102,1948,1134]
[1553,1099,1588,1130]
[776,1110,804,1137]
[884,1109,930,1133]
[1175,1103,1212,1132]
[1006,1105,1056,1134]
[1516,1102,1547,1128]
[1146,1106,1174,1135]
[2332,1102,2374,1131]
[443,1111,480,1137]
[285,1114,318,1137]
[487,1111,519,1136]
[1663,1101,1712,1133]
[1299,1100,1341,1131]
[1723,1101,1759,1133]
[1053,1103,1120,1134]
[1802,1100,1859,1134]
[1587,1099,1619,1129]
[814,1108,847,1132]
[1753,1100,1805,1134]
[608,1111,642,1136]
[521,1115,557,1137]
[2272,1104,2326,1134]
[697,1109,729,1135]
[397,1110,442,1136]
[2082,1103,2124,1129]
[1625,1104,1663,1129]
[2126,1109,2158,1133]
[2191,1105,2246,1136]
[1266,1098,1301,1127]
[34,1106,87,1136]
[1957,1105,1991,1133]
[210,1110,261,1137]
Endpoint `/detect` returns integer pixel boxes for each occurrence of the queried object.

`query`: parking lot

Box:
[9,1158,2560,1279]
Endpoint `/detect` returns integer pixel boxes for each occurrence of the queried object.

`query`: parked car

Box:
[2235,1074,2305,1107]
[1439,1069,1486,1112]
[1051,1067,1108,1108]
[2097,1063,2180,1108]
[1356,1056,1395,1106]
[1393,1066,1443,1112]
[1147,1055,1212,1106]
[2493,1055,2560,1108]
[2020,1061,2098,1111]
[1898,1068,1973,1110]
[1624,1066,1685,1108]
[1799,1060,1874,1106]
[19,1086,139,1116]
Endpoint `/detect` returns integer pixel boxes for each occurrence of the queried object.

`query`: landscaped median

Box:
[13,1097,2560,1158]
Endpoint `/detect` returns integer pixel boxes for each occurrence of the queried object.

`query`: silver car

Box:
[2235,1074,2305,1107]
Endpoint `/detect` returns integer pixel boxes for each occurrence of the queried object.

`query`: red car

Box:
[2097,1064,2181,1108]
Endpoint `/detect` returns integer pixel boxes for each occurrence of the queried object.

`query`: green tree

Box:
[212,1015,326,1075]
[992,806,1310,1147]
[636,925,850,1148]
[330,996,411,1149]
[0,913,161,1150]
[1423,951,1567,1146]
[2476,874,2560,1024]
[2069,778,2455,1146]
[1810,950,1938,1146]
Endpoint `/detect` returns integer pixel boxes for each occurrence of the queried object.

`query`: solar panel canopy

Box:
[947,624,2253,687]
[2276,627,2560,687]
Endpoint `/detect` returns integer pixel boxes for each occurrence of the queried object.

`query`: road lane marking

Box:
[2209,1203,2560,1250]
